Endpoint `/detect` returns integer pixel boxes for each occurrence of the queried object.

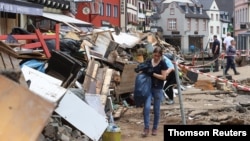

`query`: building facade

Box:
[152,0,209,53]
[137,0,153,32]
[215,0,234,40]
[197,0,221,51]
[234,0,249,36]
[75,0,120,28]
[234,0,250,51]
[0,0,43,34]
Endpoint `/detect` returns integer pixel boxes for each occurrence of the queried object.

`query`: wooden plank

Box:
[100,68,113,106]
[35,29,51,58]
[96,68,105,94]
[104,40,119,58]
[115,64,137,95]
[0,34,57,40]
[83,59,95,93]
[91,32,99,43]
[0,75,55,141]
[88,63,99,94]
[0,41,47,60]
[62,21,81,33]
[92,31,114,57]
[113,106,128,120]
[82,42,91,62]
[113,106,123,119]
[55,23,60,51]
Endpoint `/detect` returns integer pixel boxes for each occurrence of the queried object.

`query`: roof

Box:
[178,4,210,19]
[196,0,214,10]
[163,0,193,4]
[215,0,234,18]
[42,12,92,25]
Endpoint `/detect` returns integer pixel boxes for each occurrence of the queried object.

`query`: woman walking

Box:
[141,46,168,137]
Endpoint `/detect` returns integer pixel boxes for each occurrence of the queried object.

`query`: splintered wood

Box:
[82,58,113,106]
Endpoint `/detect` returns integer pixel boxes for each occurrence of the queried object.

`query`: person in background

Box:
[212,35,220,72]
[141,46,168,137]
[163,55,176,105]
[225,39,240,75]
[223,32,234,51]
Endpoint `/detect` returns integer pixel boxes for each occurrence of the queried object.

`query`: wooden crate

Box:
[115,63,137,96]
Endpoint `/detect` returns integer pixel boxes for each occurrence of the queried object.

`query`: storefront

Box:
[0,0,43,34]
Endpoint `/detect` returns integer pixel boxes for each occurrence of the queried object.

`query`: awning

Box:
[42,12,92,25]
[0,0,43,16]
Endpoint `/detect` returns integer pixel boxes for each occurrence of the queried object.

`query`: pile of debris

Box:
[1,25,237,140]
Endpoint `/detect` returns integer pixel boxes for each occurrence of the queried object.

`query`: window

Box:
[211,13,214,20]
[223,27,226,34]
[170,8,175,15]
[99,2,104,16]
[187,18,191,31]
[216,14,219,21]
[203,19,206,31]
[210,26,213,34]
[128,13,131,22]
[113,5,118,18]
[194,7,197,14]
[217,26,219,34]
[185,5,188,13]
[168,18,177,30]
[195,19,199,31]
[106,4,111,17]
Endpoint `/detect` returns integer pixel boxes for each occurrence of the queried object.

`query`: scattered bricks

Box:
[74,135,90,141]
[220,118,245,125]
[64,125,73,134]
[217,115,232,121]
[71,130,81,138]
[188,110,209,118]
[236,105,247,113]
[216,82,226,90]
[43,125,58,140]
[228,92,238,97]
[57,126,72,139]
[59,133,70,141]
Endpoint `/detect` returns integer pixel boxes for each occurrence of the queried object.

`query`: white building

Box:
[197,0,222,50]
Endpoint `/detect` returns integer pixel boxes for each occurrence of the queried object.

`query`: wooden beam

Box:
[0,34,57,40]
[100,68,113,106]
[35,29,51,58]
[55,23,60,51]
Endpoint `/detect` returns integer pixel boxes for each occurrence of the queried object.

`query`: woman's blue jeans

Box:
[143,88,163,130]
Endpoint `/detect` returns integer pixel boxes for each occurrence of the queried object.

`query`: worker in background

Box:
[212,35,220,72]
[163,53,176,105]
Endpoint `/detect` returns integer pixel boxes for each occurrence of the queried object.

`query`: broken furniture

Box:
[55,90,108,141]
[21,65,67,103]
[45,50,84,88]
[0,40,47,70]
[0,24,60,58]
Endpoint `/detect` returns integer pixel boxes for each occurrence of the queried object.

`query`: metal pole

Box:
[125,0,128,32]
[223,56,225,76]
[173,53,186,125]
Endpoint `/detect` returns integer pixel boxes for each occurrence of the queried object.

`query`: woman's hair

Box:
[153,46,163,55]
